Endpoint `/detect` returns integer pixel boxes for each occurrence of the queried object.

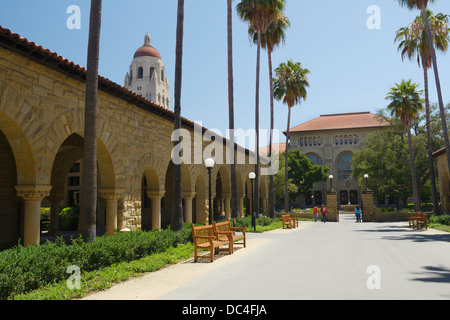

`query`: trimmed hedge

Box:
[0,227,192,300]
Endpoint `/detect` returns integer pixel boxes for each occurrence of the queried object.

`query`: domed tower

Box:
[124,33,171,110]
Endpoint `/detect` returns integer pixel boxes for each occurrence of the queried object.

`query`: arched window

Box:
[150,67,155,80]
[307,153,323,165]
[344,135,348,144]
[300,138,304,147]
[138,67,143,79]
[335,136,339,145]
[161,68,165,82]
[337,153,352,180]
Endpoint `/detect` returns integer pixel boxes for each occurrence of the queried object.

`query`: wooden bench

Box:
[281,214,295,229]
[415,212,428,230]
[408,212,422,228]
[191,224,232,262]
[213,220,246,253]
[287,214,299,228]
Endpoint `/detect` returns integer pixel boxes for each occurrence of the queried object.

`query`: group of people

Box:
[313,204,328,223]
[312,205,362,222]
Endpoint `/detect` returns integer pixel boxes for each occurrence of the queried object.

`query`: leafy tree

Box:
[273,60,310,211]
[395,9,449,214]
[237,0,286,216]
[274,150,328,209]
[171,0,185,231]
[78,0,102,242]
[386,79,424,212]
[227,0,239,219]
[250,12,290,218]
[397,0,450,179]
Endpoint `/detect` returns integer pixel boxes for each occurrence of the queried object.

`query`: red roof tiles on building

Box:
[289,112,390,133]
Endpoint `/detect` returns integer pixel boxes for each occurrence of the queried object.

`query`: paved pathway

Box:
[83,214,450,300]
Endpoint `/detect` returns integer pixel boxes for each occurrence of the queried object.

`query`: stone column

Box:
[16,185,52,246]
[238,194,245,218]
[223,193,231,219]
[100,188,125,235]
[361,190,382,222]
[147,190,165,230]
[326,190,338,222]
[182,192,196,224]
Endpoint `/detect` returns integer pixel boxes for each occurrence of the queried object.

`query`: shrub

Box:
[0,226,192,300]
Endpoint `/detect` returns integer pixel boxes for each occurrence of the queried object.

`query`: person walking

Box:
[355,206,361,222]
[321,204,327,223]
[313,206,318,222]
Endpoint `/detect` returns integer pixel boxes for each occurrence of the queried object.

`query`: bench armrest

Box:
[231,227,246,232]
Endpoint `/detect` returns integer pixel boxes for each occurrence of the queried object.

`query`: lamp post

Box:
[364,174,369,191]
[206,158,215,224]
[329,175,334,192]
[249,172,256,231]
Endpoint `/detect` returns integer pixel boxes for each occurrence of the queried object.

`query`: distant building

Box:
[124,33,171,110]
[433,147,450,214]
[278,112,390,209]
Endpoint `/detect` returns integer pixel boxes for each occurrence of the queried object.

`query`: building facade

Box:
[124,33,171,110]
[0,26,268,249]
[287,112,390,209]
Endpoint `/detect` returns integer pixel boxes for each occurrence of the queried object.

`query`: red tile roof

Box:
[259,143,286,156]
[289,112,390,133]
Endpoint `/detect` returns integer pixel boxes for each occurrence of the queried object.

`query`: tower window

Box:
[161,68,164,82]
[138,67,143,79]
[150,67,155,80]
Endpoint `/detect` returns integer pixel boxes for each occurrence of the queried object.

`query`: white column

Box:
[100,188,124,236]
[238,194,245,218]
[16,185,52,246]
[223,193,231,220]
[182,192,196,224]
[147,190,165,230]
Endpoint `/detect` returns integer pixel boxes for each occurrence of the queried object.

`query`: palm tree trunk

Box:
[171,0,185,231]
[284,106,291,213]
[254,32,261,216]
[227,0,239,219]
[408,127,421,212]
[268,49,275,218]
[423,65,440,214]
[421,8,450,177]
[78,0,102,242]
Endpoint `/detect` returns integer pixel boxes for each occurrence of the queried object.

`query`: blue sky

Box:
[2,1,450,151]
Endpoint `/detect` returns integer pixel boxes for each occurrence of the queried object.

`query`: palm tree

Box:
[395,10,449,215]
[78,0,102,242]
[171,0,185,231]
[237,0,286,216]
[273,60,310,212]
[386,79,424,212]
[397,0,450,180]
[227,0,239,219]
[250,12,290,218]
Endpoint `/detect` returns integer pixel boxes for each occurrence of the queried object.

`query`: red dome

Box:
[134,45,161,59]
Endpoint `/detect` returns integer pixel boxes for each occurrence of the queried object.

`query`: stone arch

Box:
[0,128,19,249]
[0,84,41,185]
[161,161,192,229]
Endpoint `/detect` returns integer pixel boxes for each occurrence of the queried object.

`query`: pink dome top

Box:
[134,33,161,59]
[134,45,161,59]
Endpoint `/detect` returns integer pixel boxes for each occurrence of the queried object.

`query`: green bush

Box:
[0,226,192,300]
[429,214,450,226]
